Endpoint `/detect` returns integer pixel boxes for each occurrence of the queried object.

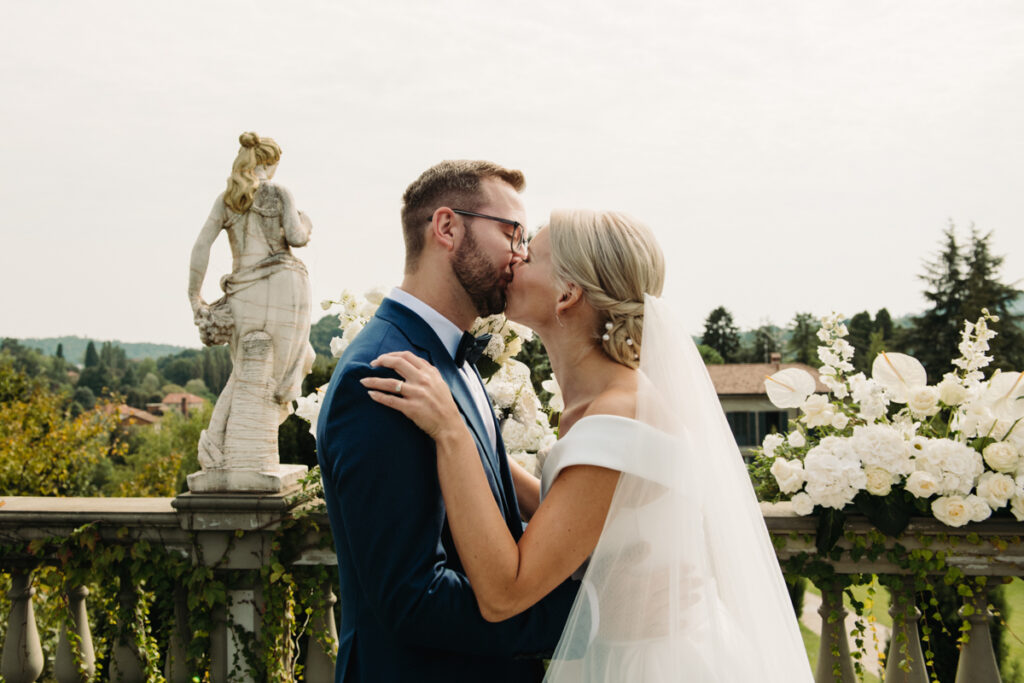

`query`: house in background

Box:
[147,392,207,417]
[707,352,828,456]
[114,404,161,428]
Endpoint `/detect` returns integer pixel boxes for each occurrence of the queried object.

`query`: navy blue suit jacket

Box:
[316,298,578,683]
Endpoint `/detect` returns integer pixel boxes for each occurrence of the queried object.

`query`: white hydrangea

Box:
[849,373,889,422]
[849,424,913,477]
[864,466,894,496]
[914,438,984,496]
[802,437,866,509]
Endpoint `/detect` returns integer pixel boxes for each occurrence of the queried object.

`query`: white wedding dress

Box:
[540,296,813,683]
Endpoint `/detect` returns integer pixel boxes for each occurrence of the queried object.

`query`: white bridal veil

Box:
[544,295,813,682]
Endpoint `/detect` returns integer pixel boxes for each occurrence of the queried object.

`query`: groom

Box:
[316,160,578,682]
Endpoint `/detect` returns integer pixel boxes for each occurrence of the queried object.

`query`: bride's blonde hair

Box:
[548,209,665,369]
[224,132,282,213]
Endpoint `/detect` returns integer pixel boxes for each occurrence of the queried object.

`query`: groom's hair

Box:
[401,160,525,271]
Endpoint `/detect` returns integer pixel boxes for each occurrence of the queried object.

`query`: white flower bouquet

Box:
[296,287,559,477]
[752,310,1024,547]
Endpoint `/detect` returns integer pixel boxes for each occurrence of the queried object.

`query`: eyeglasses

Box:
[451,209,528,257]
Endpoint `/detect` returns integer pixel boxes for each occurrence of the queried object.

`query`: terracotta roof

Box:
[160,392,206,405]
[707,362,828,396]
[116,404,161,424]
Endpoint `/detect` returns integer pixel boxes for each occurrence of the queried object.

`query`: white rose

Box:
[791,492,815,516]
[966,494,992,522]
[508,451,539,478]
[908,386,940,418]
[762,433,785,458]
[906,471,939,498]
[932,495,971,527]
[976,471,1015,510]
[787,431,806,448]
[864,467,893,496]
[938,375,969,406]
[801,395,834,428]
[831,413,850,430]
[342,319,365,342]
[770,458,805,494]
[330,336,349,358]
[1011,494,1024,522]
[364,286,387,305]
[983,442,1020,473]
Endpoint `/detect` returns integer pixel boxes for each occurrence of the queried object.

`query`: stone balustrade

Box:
[1,497,1021,682]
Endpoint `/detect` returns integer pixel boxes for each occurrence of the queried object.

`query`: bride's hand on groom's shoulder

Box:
[362,352,463,443]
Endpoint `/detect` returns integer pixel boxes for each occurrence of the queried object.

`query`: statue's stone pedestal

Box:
[186,464,307,494]
[172,488,306,683]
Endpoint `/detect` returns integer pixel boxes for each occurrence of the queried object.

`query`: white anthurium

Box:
[765,368,817,409]
[978,371,1024,421]
[871,352,927,403]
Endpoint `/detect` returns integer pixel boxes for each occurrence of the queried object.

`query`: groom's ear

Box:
[555,283,584,316]
[430,207,459,252]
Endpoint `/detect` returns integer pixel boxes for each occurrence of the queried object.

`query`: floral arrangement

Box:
[754,310,1024,541]
[294,287,559,476]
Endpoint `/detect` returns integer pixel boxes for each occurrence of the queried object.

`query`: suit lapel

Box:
[376,299,509,512]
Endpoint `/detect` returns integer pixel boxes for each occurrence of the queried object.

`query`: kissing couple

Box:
[315,160,813,682]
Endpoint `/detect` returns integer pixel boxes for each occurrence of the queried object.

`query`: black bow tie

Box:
[455,332,492,367]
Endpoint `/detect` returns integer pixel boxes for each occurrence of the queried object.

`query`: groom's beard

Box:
[453,228,507,317]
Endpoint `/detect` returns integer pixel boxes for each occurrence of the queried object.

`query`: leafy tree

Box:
[84,341,100,368]
[55,343,64,360]
[697,344,724,365]
[702,306,742,362]
[0,360,122,496]
[745,323,781,363]
[847,311,874,373]
[906,227,967,381]
[786,313,819,365]
[184,378,215,401]
[112,403,212,495]
[874,308,894,342]
[960,227,1024,372]
[310,314,343,357]
[908,225,1024,380]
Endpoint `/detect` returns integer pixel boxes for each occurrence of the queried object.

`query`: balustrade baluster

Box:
[815,582,855,683]
[883,579,928,683]
[55,585,95,683]
[1,570,44,683]
[164,584,191,683]
[954,579,1002,683]
[108,580,146,683]
[304,583,338,681]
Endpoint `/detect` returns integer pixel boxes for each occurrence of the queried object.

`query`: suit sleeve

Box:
[320,360,579,657]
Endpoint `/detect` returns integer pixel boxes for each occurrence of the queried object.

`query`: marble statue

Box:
[186,132,315,492]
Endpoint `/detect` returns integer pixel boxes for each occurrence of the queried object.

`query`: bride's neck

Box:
[543,331,617,412]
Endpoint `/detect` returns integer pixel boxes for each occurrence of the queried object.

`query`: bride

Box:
[363,210,812,681]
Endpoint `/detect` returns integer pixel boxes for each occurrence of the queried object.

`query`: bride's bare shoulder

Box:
[583,382,637,420]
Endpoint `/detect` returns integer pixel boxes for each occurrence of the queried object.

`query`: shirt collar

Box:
[388,287,463,361]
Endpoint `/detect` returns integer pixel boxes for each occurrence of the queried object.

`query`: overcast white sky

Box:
[2,1,1022,348]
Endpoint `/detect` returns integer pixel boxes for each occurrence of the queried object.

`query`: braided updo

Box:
[548,210,665,369]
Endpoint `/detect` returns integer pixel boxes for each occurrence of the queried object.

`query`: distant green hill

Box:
[14,336,195,365]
